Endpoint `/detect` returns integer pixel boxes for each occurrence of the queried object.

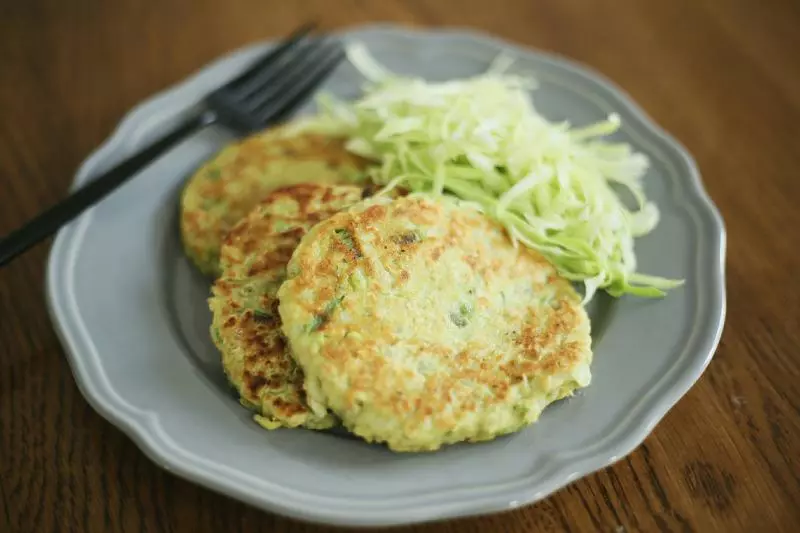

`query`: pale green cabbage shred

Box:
[302,42,683,301]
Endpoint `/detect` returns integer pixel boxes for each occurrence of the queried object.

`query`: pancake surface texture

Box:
[278,195,593,451]
[181,125,370,276]
[210,183,375,430]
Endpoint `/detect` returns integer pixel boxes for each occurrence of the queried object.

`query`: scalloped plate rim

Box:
[45,24,726,527]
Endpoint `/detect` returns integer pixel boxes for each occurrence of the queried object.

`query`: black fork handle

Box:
[0,111,213,267]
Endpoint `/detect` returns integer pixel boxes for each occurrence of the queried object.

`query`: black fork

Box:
[0,23,345,267]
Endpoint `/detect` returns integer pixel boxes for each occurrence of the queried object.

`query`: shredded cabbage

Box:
[304,42,683,301]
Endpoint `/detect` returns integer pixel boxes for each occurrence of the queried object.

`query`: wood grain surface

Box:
[1,0,799,532]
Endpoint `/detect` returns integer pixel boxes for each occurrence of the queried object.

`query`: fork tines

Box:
[208,23,346,132]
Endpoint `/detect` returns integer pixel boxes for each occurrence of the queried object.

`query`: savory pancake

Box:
[209,183,379,430]
[278,195,593,451]
[181,124,371,276]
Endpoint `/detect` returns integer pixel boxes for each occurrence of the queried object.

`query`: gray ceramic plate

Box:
[45,24,726,527]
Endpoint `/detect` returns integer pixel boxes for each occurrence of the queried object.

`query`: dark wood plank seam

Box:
[568,486,604,531]
[640,445,694,533]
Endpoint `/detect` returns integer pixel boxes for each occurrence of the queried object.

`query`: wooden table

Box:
[1,1,798,531]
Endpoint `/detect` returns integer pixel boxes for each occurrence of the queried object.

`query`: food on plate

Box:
[278,195,592,451]
[186,41,685,452]
[180,125,371,276]
[303,43,683,301]
[209,183,382,430]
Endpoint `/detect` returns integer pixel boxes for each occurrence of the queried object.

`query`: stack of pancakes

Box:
[180,124,593,452]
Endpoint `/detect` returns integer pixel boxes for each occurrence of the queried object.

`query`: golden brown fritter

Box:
[278,195,593,451]
[181,124,371,276]
[209,183,378,430]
